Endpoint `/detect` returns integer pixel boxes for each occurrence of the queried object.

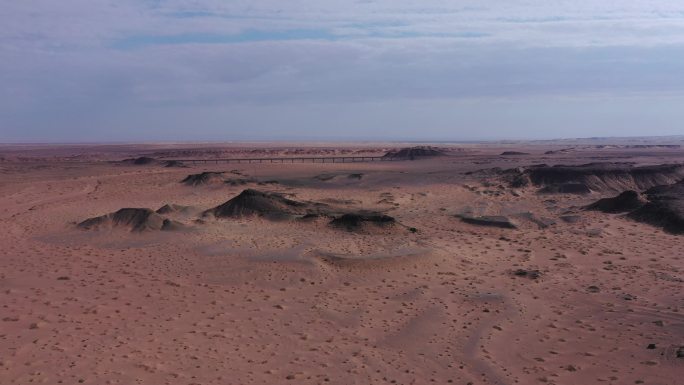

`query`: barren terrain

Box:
[1,141,683,385]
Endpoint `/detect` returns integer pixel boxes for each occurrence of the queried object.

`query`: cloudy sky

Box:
[2,1,684,142]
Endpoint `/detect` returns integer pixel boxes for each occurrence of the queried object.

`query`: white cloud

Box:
[5,1,684,49]
[2,1,684,140]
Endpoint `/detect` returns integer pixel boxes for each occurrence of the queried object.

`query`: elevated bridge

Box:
[174,155,407,164]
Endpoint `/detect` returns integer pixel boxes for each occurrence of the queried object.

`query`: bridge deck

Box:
[174,156,403,164]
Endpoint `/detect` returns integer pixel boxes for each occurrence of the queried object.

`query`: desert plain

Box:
[0,139,683,385]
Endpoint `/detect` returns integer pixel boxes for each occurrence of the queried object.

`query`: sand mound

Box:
[458,215,518,229]
[314,174,337,181]
[120,156,156,165]
[181,172,225,186]
[316,249,428,270]
[206,189,315,220]
[501,151,530,156]
[318,250,428,271]
[78,208,183,232]
[383,146,445,159]
[133,156,156,165]
[586,191,646,213]
[525,163,684,192]
[329,213,396,232]
[164,160,186,168]
[159,219,187,231]
[629,181,684,234]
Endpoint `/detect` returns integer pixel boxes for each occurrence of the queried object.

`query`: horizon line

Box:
[1,134,684,147]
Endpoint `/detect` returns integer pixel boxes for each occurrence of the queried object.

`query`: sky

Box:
[2,1,684,142]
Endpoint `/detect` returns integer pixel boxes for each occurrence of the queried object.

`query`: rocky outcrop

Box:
[538,183,592,194]
[329,213,396,232]
[181,172,226,186]
[79,208,183,232]
[586,191,646,213]
[526,163,684,192]
[458,215,518,229]
[628,181,684,234]
[205,189,319,220]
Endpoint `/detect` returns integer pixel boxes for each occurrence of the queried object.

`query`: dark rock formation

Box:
[205,189,315,220]
[329,213,396,231]
[181,172,225,186]
[458,215,517,229]
[513,269,541,279]
[560,215,582,223]
[538,183,592,194]
[586,190,646,213]
[526,163,684,192]
[628,181,684,234]
[501,151,530,156]
[133,157,156,165]
[544,148,573,155]
[164,160,186,168]
[508,171,530,188]
[78,208,182,232]
[467,167,530,188]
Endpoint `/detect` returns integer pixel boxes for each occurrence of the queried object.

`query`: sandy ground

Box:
[0,142,682,385]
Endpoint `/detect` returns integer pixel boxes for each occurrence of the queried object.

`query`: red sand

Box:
[1,142,682,385]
